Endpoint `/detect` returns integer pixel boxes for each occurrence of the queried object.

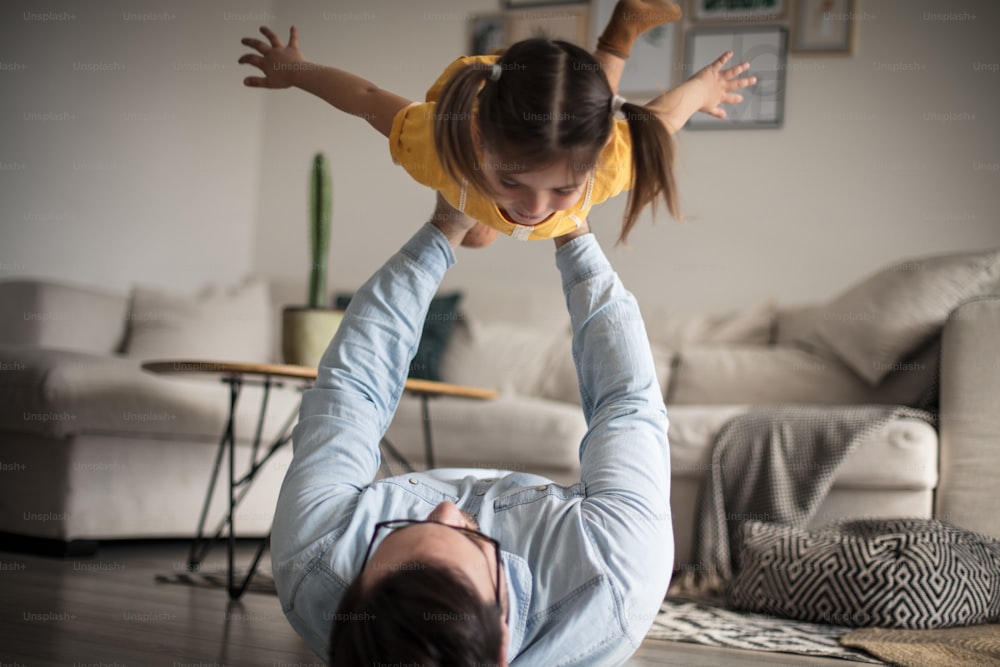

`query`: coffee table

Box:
[142,359,497,598]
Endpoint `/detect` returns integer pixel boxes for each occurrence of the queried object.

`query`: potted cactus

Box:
[281,152,344,368]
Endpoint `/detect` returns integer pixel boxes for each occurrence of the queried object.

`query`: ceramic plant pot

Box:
[281,306,343,369]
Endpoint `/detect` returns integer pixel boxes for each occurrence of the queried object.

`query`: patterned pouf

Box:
[728,518,1000,629]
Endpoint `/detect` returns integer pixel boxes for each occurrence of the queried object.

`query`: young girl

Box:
[239,0,755,246]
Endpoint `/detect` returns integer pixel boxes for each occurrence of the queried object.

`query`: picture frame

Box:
[791,0,857,54]
[469,13,509,56]
[503,0,586,8]
[507,6,590,45]
[691,0,786,23]
[590,0,680,94]
[685,26,787,129]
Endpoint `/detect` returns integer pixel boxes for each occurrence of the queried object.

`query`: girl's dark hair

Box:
[434,38,679,243]
[329,564,504,666]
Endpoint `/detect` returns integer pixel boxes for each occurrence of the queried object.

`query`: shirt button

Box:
[537,485,548,491]
[408,478,418,485]
[476,490,486,496]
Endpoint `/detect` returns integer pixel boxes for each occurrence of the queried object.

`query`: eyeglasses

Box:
[360,519,506,622]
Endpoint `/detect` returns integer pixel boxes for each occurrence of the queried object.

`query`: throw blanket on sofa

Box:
[670,405,936,597]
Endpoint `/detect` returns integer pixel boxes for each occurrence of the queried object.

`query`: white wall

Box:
[250,0,506,306]
[252,0,1000,312]
[1,0,998,312]
[0,0,270,293]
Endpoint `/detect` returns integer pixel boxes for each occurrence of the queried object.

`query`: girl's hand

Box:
[691,51,757,119]
[239,26,307,89]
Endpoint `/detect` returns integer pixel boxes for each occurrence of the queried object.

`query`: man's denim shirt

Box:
[271,223,673,666]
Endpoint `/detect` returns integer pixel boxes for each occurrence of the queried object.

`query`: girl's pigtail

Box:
[433,64,494,199]
[618,101,680,244]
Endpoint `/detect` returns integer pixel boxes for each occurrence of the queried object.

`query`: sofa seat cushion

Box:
[666,405,937,491]
[385,393,588,472]
[669,343,938,408]
[729,518,1000,629]
[0,346,302,442]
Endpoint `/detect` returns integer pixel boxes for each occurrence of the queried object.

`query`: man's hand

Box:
[554,220,591,249]
[239,25,309,89]
[430,194,480,251]
[460,223,499,248]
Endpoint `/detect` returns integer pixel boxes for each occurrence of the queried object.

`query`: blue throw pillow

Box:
[334,292,462,382]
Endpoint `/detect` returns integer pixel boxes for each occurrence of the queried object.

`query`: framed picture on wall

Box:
[504,0,586,8]
[685,26,787,129]
[792,0,857,54]
[591,0,680,94]
[692,0,785,23]
[507,6,590,45]
[469,13,509,55]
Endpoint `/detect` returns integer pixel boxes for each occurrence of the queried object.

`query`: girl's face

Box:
[479,150,589,226]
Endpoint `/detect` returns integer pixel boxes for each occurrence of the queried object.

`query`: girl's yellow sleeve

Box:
[590,119,634,205]
[388,55,497,193]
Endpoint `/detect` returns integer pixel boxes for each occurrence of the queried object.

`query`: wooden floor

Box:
[0,541,850,666]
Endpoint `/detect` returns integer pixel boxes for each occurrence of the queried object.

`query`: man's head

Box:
[328,501,510,666]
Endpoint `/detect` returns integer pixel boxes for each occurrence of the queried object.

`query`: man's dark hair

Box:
[329,563,503,666]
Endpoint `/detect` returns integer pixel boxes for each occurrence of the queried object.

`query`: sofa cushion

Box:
[0,346,301,441]
[441,317,673,404]
[385,393,588,472]
[729,518,1000,629]
[773,303,824,346]
[440,319,554,397]
[643,298,775,349]
[336,291,462,382]
[666,405,937,491]
[123,278,272,363]
[669,341,938,408]
[0,280,128,354]
[802,248,1000,385]
[457,283,570,332]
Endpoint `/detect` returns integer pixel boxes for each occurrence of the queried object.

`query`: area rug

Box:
[155,570,278,596]
[647,599,885,663]
[840,624,1000,667]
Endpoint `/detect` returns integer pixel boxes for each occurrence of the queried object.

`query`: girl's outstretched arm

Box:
[239,26,411,137]
[649,51,756,134]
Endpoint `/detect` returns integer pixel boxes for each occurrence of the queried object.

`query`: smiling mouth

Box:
[504,208,547,225]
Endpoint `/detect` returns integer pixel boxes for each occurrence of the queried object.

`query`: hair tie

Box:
[489,63,502,82]
[610,94,627,115]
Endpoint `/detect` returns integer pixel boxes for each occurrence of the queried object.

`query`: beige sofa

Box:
[1,247,997,569]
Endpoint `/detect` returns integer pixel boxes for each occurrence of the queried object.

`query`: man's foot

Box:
[597,0,683,59]
[460,222,499,248]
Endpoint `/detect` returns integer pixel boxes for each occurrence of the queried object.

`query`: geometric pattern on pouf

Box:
[727,518,1000,629]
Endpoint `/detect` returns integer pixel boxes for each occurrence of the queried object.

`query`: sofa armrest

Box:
[936,295,1000,539]
[0,280,128,354]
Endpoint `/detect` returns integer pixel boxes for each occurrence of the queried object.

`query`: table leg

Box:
[225,377,278,600]
[379,436,415,475]
[421,394,435,469]
[227,385,237,596]
[188,378,241,570]
[199,400,298,546]
[186,375,295,600]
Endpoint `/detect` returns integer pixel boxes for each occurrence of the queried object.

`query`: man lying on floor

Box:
[270,193,673,666]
